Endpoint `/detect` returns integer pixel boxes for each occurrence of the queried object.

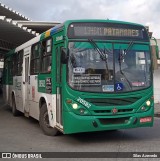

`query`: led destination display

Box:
[74,27,140,37]
[68,22,149,41]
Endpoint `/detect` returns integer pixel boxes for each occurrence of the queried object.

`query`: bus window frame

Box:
[14,50,23,76]
[40,38,52,74]
[30,42,40,75]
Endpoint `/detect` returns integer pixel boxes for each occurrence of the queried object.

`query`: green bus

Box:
[3,20,154,136]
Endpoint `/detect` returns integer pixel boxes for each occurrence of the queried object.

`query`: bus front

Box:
[63,20,153,134]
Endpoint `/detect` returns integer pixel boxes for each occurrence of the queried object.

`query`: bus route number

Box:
[77,97,91,108]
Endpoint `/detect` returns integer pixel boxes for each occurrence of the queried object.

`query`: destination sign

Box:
[68,22,149,41]
[74,27,140,37]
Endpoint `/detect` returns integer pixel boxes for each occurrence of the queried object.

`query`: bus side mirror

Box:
[151,45,158,70]
[151,37,159,71]
[156,45,159,59]
[61,48,68,64]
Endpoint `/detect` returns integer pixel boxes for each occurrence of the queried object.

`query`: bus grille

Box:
[94,109,134,114]
[99,117,130,125]
[84,97,141,106]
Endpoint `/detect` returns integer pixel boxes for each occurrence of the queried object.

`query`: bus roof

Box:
[63,19,144,27]
[5,19,146,56]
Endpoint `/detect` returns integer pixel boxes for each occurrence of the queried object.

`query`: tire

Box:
[12,96,20,116]
[39,103,59,136]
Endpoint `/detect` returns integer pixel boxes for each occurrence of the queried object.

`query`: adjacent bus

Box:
[3,20,154,135]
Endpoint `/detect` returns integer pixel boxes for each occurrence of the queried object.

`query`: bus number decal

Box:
[15,79,21,90]
[56,35,63,42]
[77,97,91,108]
[39,80,45,88]
[73,67,85,74]
[46,78,52,94]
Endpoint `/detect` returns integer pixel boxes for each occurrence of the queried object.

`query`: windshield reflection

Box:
[68,42,151,93]
[115,49,151,91]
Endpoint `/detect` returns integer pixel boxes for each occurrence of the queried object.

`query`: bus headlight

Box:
[79,108,85,115]
[66,98,91,115]
[137,98,153,112]
[72,103,78,109]
[146,100,151,106]
[140,106,146,111]
[71,103,90,115]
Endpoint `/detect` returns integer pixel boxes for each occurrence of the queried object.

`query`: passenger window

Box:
[40,39,52,73]
[30,43,40,75]
[15,50,23,76]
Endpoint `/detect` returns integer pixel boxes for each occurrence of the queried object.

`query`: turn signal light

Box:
[66,99,72,104]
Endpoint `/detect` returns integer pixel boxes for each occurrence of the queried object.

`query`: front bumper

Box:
[63,106,154,134]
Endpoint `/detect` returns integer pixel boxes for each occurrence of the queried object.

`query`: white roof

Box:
[0,3,60,55]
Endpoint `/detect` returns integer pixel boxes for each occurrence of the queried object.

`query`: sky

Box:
[0,0,159,38]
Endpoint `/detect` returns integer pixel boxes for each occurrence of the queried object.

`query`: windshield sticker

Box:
[46,78,52,94]
[73,67,85,74]
[115,83,123,91]
[131,82,145,87]
[15,79,21,90]
[72,74,101,85]
[102,85,114,92]
[39,80,45,87]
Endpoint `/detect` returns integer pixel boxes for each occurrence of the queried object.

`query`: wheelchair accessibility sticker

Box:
[115,83,123,91]
[102,85,114,92]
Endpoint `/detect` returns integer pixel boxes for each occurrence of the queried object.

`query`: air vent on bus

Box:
[94,108,134,114]
[85,97,141,106]
[99,117,130,125]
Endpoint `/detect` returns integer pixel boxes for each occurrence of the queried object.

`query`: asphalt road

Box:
[0,96,160,161]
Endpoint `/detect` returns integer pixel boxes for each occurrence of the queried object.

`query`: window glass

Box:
[68,42,113,92]
[16,50,23,76]
[12,55,17,76]
[40,39,52,73]
[68,42,152,93]
[30,43,40,75]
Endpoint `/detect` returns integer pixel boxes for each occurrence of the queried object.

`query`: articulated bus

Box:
[3,20,154,136]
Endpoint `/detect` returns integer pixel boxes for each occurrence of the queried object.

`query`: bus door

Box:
[55,43,64,129]
[23,49,30,116]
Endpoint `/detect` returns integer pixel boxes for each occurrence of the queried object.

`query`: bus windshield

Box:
[68,41,151,93]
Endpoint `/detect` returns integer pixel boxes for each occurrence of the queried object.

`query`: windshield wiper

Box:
[124,41,134,55]
[88,39,107,61]
[118,49,132,89]
[117,41,134,89]
[88,39,111,79]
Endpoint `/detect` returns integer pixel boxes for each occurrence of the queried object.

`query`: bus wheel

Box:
[12,96,20,116]
[39,103,59,136]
